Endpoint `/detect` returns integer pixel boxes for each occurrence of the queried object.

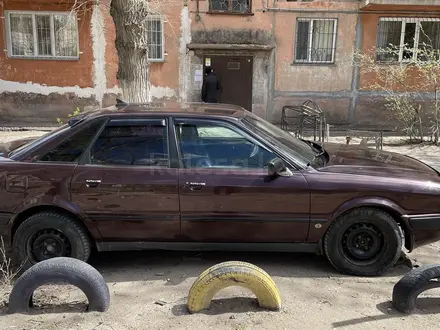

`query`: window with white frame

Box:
[294,18,338,64]
[147,16,164,62]
[376,17,440,62]
[5,11,79,59]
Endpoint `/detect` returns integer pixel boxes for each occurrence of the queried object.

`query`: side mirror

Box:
[267,157,287,177]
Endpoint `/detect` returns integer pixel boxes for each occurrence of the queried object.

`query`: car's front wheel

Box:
[324,207,402,276]
[12,211,92,271]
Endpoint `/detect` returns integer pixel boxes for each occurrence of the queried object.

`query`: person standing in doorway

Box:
[201,66,222,103]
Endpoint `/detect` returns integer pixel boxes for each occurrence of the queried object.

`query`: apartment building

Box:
[0,0,439,128]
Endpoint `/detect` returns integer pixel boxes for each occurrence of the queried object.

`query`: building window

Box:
[376,17,440,62]
[5,11,79,59]
[294,18,338,64]
[147,16,165,62]
[209,0,252,14]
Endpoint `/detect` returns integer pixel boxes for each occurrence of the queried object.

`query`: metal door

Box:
[203,55,253,111]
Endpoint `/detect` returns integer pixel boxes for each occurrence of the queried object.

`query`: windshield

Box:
[240,111,319,167]
[9,124,69,159]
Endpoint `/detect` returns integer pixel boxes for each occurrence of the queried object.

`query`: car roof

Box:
[85,101,248,121]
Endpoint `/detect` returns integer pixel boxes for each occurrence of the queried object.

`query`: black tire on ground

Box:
[323,207,402,276]
[12,211,92,271]
[392,264,440,314]
[8,257,110,314]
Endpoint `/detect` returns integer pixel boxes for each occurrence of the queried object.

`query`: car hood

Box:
[316,142,440,179]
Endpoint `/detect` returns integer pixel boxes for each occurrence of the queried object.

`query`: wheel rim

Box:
[341,223,384,263]
[28,229,72,263]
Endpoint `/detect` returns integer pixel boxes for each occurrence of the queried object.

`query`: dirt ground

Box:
[1,249,440,330]
[0,131,440,329]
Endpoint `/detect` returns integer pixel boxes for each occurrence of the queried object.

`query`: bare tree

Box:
[110,0,160,103]
[110,0,180,103]
[67,0,179,103]
[355,30,440,143]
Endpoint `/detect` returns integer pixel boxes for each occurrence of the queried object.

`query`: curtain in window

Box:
[376,21,402,62]
[311,20,335,62]
[54,15,78,57]
[36,15,51,56]
[419,21,440,60]
[295,21,310,61]
[9,14,34,56]
[147,19,162,60]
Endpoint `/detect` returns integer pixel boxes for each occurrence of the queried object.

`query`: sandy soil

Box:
[0,131,440,329]
[1,249,440,330]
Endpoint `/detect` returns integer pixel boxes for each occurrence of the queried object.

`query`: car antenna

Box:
[115,98,128,108]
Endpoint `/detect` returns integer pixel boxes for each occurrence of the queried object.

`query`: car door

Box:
[70,117,180,242]
[174,118,311,243]
[1,119,106,216]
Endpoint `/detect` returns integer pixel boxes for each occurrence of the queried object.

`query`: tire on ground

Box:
[187,261,281,314]
[392,264,440,314]
[12,211,92,270]
[8,257,110,314]
[323,207,402,277]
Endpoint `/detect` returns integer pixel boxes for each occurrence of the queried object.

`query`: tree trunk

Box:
[110,0,150,103]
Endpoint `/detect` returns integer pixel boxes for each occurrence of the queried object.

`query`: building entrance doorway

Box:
[203,55,253,111]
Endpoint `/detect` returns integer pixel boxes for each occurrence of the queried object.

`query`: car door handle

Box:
[85,179,101,188]
[186,182,205,191]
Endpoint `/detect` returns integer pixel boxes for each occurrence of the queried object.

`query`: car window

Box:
[176,122,277,169]
[9,124,69,159]
[197,126,242,138]
[39,121,103,163]
[90,123,169,167]
[241,111,317,167]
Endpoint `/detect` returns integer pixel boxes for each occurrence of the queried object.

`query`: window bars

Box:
[294,18,338,64]
[376,17,440,62]
[146,16,165,62]
[209,0,252,14]
[6,11,79,59]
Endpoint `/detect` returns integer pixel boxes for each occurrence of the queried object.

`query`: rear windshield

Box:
[9,125,70,159]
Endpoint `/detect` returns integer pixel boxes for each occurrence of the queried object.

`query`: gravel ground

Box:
[0,131,440,329]
[0,131,51,143]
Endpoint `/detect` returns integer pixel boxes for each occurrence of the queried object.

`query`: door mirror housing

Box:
[267,157,292,177]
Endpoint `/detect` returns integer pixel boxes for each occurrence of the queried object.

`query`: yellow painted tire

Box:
[187,261,281,314]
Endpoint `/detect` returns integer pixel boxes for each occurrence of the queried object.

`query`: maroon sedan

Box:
[1,102,439,276]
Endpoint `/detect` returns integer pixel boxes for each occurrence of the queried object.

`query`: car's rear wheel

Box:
[12,211,92,271]
[324,207,402,276]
